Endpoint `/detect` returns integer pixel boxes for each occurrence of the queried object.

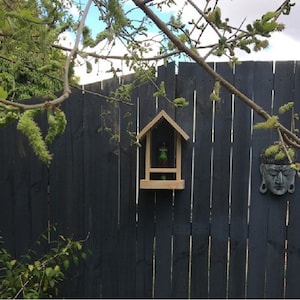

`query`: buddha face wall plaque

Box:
[259,163,296,195]
[259,143,296,196]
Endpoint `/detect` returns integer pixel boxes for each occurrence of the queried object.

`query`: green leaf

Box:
[63,259,70,270]
[28,264,34,272]
[86,61,93,74]
[0,87,8,100]
[173,97,189,108]
[45,267,54,279]
[262,11,277,23]
[153,81,166,98]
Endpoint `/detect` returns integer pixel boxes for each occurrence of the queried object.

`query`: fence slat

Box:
[285,61,300,298]
[153,64,176,298]
[136,80,157,298]
[48,87,86,297]
[228,61,254,298]
[190,63,214,299]
[247,61,274,298]
[95,78,120,298]
[171,62,195,298]
[208,62,233,298]
[117,74,137,298]
[0,124,16,254]
[264,61,295,299]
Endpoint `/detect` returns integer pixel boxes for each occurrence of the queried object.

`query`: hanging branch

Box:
[132,0,300,149]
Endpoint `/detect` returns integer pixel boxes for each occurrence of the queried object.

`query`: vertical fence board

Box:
[191,63,213,298]
[153,64,176,298]
[153,190,173,298]
[49,87,85,237]
[136,80,157,298]
[228,61,253,298]
[29,112,49,245]
[13,133,35,258]
[208,62,233,298]
[247,61,274,298]
[286,61,300,298]
[95,78,120,298]
[264,61,295,299]
[171,62,195,298]
[82,82,106,298]
[157,62,176,114]
[117,74,137,298]
[0,124,17,255]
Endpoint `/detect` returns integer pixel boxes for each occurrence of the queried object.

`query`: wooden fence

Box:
[1,61,300,298]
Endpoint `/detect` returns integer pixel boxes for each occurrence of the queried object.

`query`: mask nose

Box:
[275,171,283,185]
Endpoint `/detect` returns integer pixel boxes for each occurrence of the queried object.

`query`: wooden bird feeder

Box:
[136,110,189,190]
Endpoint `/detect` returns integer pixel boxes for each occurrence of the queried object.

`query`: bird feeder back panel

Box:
[151,120,175,168]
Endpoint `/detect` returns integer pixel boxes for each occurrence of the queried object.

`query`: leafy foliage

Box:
[0,0,75,101]
[254,102,299,168]
[0,230,87,299]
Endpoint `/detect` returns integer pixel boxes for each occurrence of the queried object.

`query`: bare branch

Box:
[132,0,300,149]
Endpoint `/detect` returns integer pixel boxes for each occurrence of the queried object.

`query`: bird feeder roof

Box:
[136,109,189,141]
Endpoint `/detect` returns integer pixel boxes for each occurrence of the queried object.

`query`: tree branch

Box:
[132,0,300,148]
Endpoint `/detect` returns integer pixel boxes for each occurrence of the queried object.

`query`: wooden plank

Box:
[247,61,274,298]
[29,112,49,253]
[0,123,16,255]
[13,131,35,258]
[49,86,85,236]
[157,62,176,115]
[208,62,233,298]
[135,78,157,298]
[153,190,173,298]
[285,61,300,298]
[116,74,137,298]
[228,61,253,298]
[264,61,295,299]
[152,63,176,298]
[95,78,120,298]
[81,82,106,298]
[171,62,196,298]
[190,62,213,299]
[140,180,184,190]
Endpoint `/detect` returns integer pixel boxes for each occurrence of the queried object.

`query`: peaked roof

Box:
[136,109,189,141]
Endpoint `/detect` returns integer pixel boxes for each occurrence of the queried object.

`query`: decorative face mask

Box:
[260,163,296,195]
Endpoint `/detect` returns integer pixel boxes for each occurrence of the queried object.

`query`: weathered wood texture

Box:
[0,61,300,298]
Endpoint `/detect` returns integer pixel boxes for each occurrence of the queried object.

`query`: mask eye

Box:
[283,169,292,176]
[269,169,278,176]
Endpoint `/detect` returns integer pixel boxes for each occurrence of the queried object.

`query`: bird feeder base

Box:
[140,179,185,190]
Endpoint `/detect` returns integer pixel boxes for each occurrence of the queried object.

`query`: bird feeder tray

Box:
[136,110,189,190]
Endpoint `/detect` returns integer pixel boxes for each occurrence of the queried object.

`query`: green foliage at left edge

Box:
[0,229,88,299]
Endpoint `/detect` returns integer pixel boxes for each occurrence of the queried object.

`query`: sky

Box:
[65,0,300,84]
